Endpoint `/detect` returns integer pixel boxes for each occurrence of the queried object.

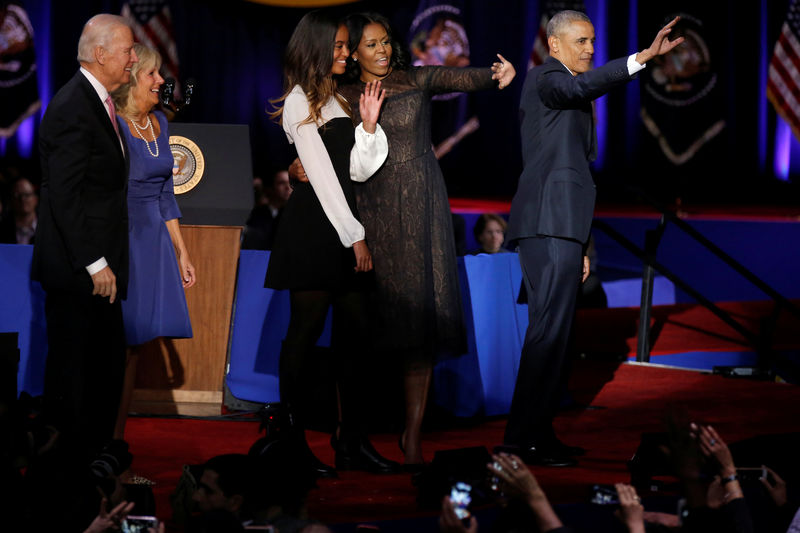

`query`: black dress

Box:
[339,66,495,359]
[265,117,361,291]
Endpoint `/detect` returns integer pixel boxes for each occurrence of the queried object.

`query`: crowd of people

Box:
[4,391,798,532]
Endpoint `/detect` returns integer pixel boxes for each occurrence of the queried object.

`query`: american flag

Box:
[528,1,586,70]
[121,0,179,85]
[768,0,800,140]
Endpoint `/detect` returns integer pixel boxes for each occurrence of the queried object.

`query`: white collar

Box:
[555,58,576,76]
[80,66,111,103]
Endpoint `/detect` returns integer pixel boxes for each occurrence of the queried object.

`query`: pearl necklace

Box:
[130,114,159,158]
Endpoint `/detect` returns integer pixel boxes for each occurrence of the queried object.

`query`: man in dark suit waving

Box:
[33,14,138,461]
[503,11,683,466]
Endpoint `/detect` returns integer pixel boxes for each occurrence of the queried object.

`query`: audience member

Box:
[83,498,135,533]
[615,483,645,533]
[469,213,511,255]
[242,169,292,250]
[193,454,254,519]
[247,436,320,530]
[0,176,38,244]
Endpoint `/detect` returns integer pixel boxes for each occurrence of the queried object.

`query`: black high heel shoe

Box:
[333,433,400,474]
[397,430,426,473]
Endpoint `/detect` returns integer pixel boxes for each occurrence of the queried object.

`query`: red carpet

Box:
[126,361,800,528]
[575,299,800,357]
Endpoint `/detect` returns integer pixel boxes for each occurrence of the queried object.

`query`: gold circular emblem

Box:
[169,135,205,194]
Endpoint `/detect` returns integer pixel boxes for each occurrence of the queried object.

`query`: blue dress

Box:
[118,111,192,346]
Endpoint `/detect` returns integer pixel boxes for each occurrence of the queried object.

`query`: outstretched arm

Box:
[635,16,685,65]
[491,54,516,89]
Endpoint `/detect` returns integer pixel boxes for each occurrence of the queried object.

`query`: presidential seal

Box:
[640,12,725,166]
[169,135,205,194]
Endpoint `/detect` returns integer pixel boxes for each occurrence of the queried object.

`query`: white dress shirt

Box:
[282,85,388,247]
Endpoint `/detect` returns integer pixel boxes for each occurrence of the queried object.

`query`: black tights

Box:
[280,289,369,435]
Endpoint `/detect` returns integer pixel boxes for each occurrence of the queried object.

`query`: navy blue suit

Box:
[33,71,129,459]
[505,56,635,449]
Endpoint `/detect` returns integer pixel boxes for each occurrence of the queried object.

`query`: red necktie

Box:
[105,95,120,136]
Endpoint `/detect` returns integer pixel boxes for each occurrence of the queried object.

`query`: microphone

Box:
[161,77,175,106]
[183,78,195,106]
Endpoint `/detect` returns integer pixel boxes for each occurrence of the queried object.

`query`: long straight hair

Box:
[269,10,350,125]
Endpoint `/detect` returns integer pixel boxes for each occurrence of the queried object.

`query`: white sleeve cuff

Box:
[628,53,646,76]
[86,257,108,276]
[350,123,388,182]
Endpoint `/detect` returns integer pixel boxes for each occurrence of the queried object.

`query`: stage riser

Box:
[455,212,800,303]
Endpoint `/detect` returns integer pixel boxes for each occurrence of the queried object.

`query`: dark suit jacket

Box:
[32,71,129,298]
[507,56,634,246]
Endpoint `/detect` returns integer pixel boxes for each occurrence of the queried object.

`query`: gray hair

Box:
[77,14,130,63]
[546,10,591,39]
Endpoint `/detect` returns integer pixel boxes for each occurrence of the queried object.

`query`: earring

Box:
[353,57,358,62]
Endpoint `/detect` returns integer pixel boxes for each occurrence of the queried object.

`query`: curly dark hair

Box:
[343,11,410,82]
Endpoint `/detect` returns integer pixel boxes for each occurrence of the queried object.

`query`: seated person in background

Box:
[469,213,511,255]
[0,176,38,244]
[242,169,293,250]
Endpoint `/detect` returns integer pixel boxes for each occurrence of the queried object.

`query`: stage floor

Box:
[126,360,800,531]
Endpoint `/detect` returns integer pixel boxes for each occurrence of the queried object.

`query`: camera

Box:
[736,467,767,483]
[590,484,619,505]
[90,439,133,479]
[121,515,158,533]
[450,482,472,520]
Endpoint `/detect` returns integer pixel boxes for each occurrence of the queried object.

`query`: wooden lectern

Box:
[131,123,253,416]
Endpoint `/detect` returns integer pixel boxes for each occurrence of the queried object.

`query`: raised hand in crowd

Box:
[439,496,478,533]
[83,498,134,533]
[760,466,787,508]
[615,483,645,533]
[690,423,745,507]
[487,453,565,532]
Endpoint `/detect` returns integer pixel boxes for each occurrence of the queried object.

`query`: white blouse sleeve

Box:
[349,122,388,183]
[283,89,365,247]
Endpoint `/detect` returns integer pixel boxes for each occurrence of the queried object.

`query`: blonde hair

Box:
[112,43,162,117]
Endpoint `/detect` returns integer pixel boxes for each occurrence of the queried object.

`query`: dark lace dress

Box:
[339,66,495,360]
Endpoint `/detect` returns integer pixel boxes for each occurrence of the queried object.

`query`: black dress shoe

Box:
[298,440,337,479]
[309,456,338,479]
[334,435,401,474]
[549,439,586,457]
